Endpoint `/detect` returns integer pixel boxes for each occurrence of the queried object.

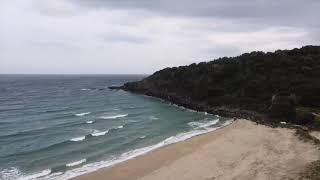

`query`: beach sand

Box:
[76,119,320,180]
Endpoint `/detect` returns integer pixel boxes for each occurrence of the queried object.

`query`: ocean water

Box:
[0,75,232,180]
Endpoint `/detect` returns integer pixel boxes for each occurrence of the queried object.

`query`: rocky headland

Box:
[111,45,320,128]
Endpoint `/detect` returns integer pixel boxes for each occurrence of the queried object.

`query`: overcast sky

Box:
[1,0,319,74]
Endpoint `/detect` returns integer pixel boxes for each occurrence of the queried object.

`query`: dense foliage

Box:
[123,46,320,113]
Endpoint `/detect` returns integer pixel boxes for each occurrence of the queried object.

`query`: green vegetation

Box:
[296,107,320,128]
[124,46,320,115]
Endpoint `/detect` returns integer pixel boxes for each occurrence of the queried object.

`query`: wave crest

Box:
[99,114,128,119]
[75,112,91,117]
[66,159,86,167]
[70,136,85,142]
[149,116,159,120]
[91,130,109,137]
[188,119,220,129]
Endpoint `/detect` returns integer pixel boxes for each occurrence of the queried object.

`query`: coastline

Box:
[75,119,320,180]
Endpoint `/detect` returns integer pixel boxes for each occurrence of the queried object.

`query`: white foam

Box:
[19,169,51,180]
[0,167,52,180]
[80,89,90,91]
[70,136,85,142]
[91,130,109,137]
[90,126,123,137]
[34,119,233,180]
[39,172,63,180]
[187,109,197,113]
[66,159,86,167]
[139,136,146,139]
[188,119,220,129]
[99,114,128,119]
[75,112,91,117]
[149,116,159,120]
[221,120,233,126]
[86,121,94,124]
[0,167,21,180]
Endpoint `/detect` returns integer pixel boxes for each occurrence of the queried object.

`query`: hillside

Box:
[117,46,320,123]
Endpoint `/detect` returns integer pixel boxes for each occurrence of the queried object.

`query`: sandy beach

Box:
[76,119,320,180]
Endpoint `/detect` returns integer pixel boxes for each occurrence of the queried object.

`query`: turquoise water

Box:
[0,75,232,180]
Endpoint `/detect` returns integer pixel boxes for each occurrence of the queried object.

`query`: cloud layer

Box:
[0,0,319,74]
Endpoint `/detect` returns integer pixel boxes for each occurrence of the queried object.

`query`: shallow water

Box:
[0,75,232,180]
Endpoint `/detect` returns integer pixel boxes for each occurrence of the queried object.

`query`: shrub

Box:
[295,107,316,125]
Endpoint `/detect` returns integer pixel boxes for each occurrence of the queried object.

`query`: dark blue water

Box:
[0,75,232,180]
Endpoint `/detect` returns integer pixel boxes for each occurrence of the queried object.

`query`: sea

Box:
[0,75,233,180]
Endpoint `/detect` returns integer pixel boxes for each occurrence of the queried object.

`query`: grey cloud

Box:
[102,33,150,44]
[74,0,320,23]
[73,0,320,42]
[1,0,319,74]
[32,0,83,17]
[75,0,320,44]
[30,40,81,49]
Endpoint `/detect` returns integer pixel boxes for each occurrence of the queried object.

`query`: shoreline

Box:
[61,118,234,180]
[115,87,268,126]
[75,119,320,180]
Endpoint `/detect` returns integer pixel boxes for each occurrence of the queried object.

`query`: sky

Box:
[0,0,319,74]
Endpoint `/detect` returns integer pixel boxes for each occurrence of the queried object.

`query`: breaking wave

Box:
[91,130,109,137]
[70,136,86,142]
[75,112,91,117]
[66,159,86,167]
[0,167,51,180]
[188,119,220,129]
[99,114,128,119]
